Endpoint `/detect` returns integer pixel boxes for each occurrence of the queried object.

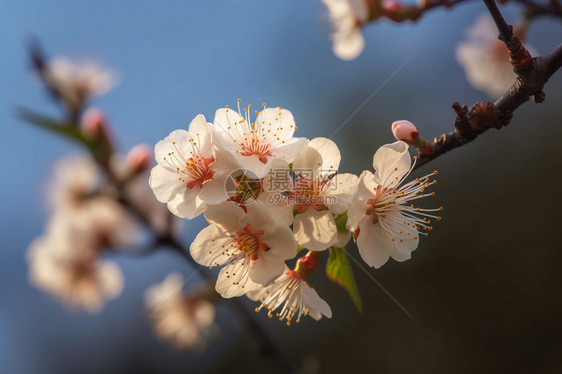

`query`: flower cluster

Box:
[27,128,168,313]
[149,101,441,325]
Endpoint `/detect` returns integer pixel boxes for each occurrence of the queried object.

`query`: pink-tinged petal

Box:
[149,164,185,203]
[187,114,213,156]
[301,285,332,319]
[293,209,338,252]
[273,137,308,164]
[215,257,254,298]
[190,225,236,267]
[357,218,394,268]
[346,171,375,231]
[260,225,297,261]
[204,202,244,233]
[258,192,295,226]
[382,211,419,261]
[170,187,206,219]
[198,176,229,205]
[309,137,341,175]
[214,107,245,134]
[326,173,359,214]
[154,130,196,163]
[235,154,276,179]
[255,107,296,141]
[210,126,240,155]
[372,141,411,189]
[293,142,322,171]
[250,250,286,285]
[242,201,279,234]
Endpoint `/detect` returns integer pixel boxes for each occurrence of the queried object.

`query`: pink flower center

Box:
[185,156,215,189]
[235,224,268,261]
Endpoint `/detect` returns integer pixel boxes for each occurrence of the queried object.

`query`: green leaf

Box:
[18,108,113,163]
[326,246,362,312]
[334,211,349,234]
[18,108,92,148]
[296,245,306,254]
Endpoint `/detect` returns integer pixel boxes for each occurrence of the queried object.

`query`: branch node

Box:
[508,36,533,71]
[533,90,546,103]
[467,101,499,133]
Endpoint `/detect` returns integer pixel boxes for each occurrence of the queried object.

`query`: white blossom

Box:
[212,102,307,178]
[322,0,369,60]
[289,137,358,251]
[248,266,332,326]
[149,114,236,219]
[145,273,218,350]
[347,141,441,268]
[45,58,115,107]
[190,201,297,298]
[27,224,123,313]
[47,156,99,212]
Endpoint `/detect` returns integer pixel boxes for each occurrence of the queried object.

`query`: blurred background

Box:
[1,0,562,373]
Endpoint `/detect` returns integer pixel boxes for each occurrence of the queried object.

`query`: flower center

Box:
[291,174,330,212]
[235,224,268,261]
[164,138,215,189]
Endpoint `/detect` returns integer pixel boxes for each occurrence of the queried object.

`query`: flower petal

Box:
[293,209,338,251]
[204,201,244,233]
[357,217,394,268]
[190,225,236,267]
[372,141,411,189]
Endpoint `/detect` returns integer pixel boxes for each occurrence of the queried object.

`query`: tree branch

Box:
[414,43,562,170]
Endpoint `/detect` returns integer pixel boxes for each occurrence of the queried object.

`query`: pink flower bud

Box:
[126,144,152,174]
[391,120,419,143]
[382,0,403,21]
[81,108,111,140]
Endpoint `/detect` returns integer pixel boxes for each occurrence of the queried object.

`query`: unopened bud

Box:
[126,144,152,174]
[392,120,419,143]
[382,0,404,21]
[81,108,111,141]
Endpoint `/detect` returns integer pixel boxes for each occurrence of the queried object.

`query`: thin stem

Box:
[414,43,562,170]
[482,0,513,43]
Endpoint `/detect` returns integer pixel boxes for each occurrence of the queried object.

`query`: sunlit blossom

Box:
[190,201,297,298]
[347,141,441,268]
[212,102,307,178]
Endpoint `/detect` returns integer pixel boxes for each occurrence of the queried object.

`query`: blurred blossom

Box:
[45,58,115,109]
[47,156,100,212]
[347,141,440,268]
[111,151,172,234]
[145,273,218,350]
[456,14,536,98]
[322,0,368,60]
[70,197,142,250]
[27,220,124,313]
[125,143,152,174]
